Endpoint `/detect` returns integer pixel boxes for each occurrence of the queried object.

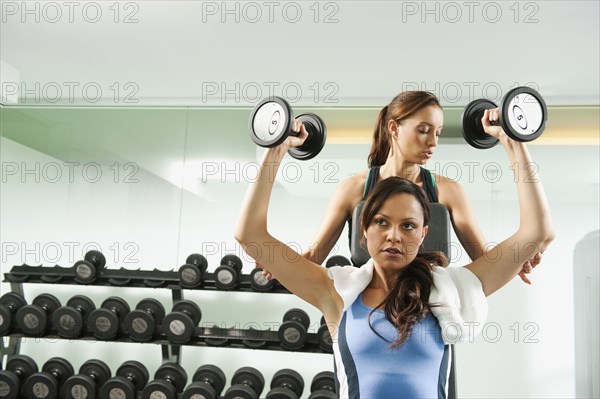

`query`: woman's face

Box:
[364,193,428,271]
[390,105,444,165]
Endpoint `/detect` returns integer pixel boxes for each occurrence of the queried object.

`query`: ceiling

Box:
[1,1,599,107]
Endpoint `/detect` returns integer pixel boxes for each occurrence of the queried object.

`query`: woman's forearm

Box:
[235,146,287,244]
[501,138,555,249]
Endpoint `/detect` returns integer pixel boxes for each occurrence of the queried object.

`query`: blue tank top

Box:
[334,293,452,398]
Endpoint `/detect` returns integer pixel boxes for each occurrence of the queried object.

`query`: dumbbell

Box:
[74,250,106,284]
[15,293,61,336]
[178,253,209,289]
[317,316,333,353]
[87,297,130,340]
[21,357,74,399]
[266,369,304,399]
[460,86,548,149]
[0,292,26,336]
[325,255,351,268]
[278,308,310,350]
[181,364,227,399]
[223,367,265,399]
[308,371,336,399]
[0,355,38,399]
[249,267,276,292]
[214,254,244,291]
[162,300,202,344]
[51,295,95,339]
[61,359,111,399]
[141,362,187,399]
[248,96,327,160]
[99,361,149,399]
[124,298,165,341]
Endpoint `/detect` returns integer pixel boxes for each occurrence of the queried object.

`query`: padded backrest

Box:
[350,201,451,266]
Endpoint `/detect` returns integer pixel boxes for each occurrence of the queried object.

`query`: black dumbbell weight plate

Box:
[0,293,26,335]
[500,86,547,142]
[16,293,61,336]
[163,301,201,343]
[53,295,96,338]
[460,99,499,149]
[88,297,130,340]
[125,299,165,341]
[182,382,217,399]
[7,355,38,376]
[85,250,106,269]
[271,369,304,398]
[154,363,188,393]
[43,357,75,382]
[248,97,294,148]
[80,359,111,387]
[74,250,106,284]
[0,371,19,399]
[117,361,149,391]
[310,371,336,393]
[283,309,310,330]
[250,268,275,292]
[193,365,226,397]
[229,367,265,399]
[317,324,333,353]
[288,113,327,160]
[325,255,351,268]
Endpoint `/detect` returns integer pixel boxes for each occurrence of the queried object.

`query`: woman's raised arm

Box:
[465,109,555,296]
[235,124,343,318]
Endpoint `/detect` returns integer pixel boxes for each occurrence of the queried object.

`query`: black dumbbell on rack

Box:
[248,96,327,160]
[308,371,337,399]
[123,298,165,341]
[51,295,96,339]
[278,308,311,350]
[21,357,74,399]
[0,355,38,399]
[74,250,106,284]
[87,297,130,340]
[15,293,62,336]
[325,255,351,268]
[61,359,111,399]
[249,267,276,292]
[162,300,202,344]
[178,253,209,289]
[141,362,188,399]
[265,368,305,399]
[317,316,333,353]
[0,292,27,336]
[214,254,244,291]
[223,367,265,399]
[460,86,548,149]
[99,361,149,399]
[181,364,227,399]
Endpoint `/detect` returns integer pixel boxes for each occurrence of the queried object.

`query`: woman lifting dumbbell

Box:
[235,107,554,397]
[262,90,544,283]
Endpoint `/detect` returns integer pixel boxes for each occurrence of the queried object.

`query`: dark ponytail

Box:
[367,91,442,168]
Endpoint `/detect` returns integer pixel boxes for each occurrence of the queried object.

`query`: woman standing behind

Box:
[301,91,541,281]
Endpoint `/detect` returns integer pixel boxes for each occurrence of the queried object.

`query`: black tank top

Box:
[348,167,438,251]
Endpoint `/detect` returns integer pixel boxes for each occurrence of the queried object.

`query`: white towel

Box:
[327,260,488,344]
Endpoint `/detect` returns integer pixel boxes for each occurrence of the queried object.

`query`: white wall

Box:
[1,110,598,397]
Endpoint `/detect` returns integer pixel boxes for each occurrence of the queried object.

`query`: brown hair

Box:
[360,177,448,348]
[368,91,442,168]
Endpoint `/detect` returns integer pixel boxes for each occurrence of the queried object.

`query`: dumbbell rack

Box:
[1,263,331,364]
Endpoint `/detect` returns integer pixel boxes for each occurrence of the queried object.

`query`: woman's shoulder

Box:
[338,170,370,198]
[430,172,468,203]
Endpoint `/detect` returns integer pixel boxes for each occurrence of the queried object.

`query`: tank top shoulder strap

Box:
[420,167,438,203]
[362,166,381,200]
